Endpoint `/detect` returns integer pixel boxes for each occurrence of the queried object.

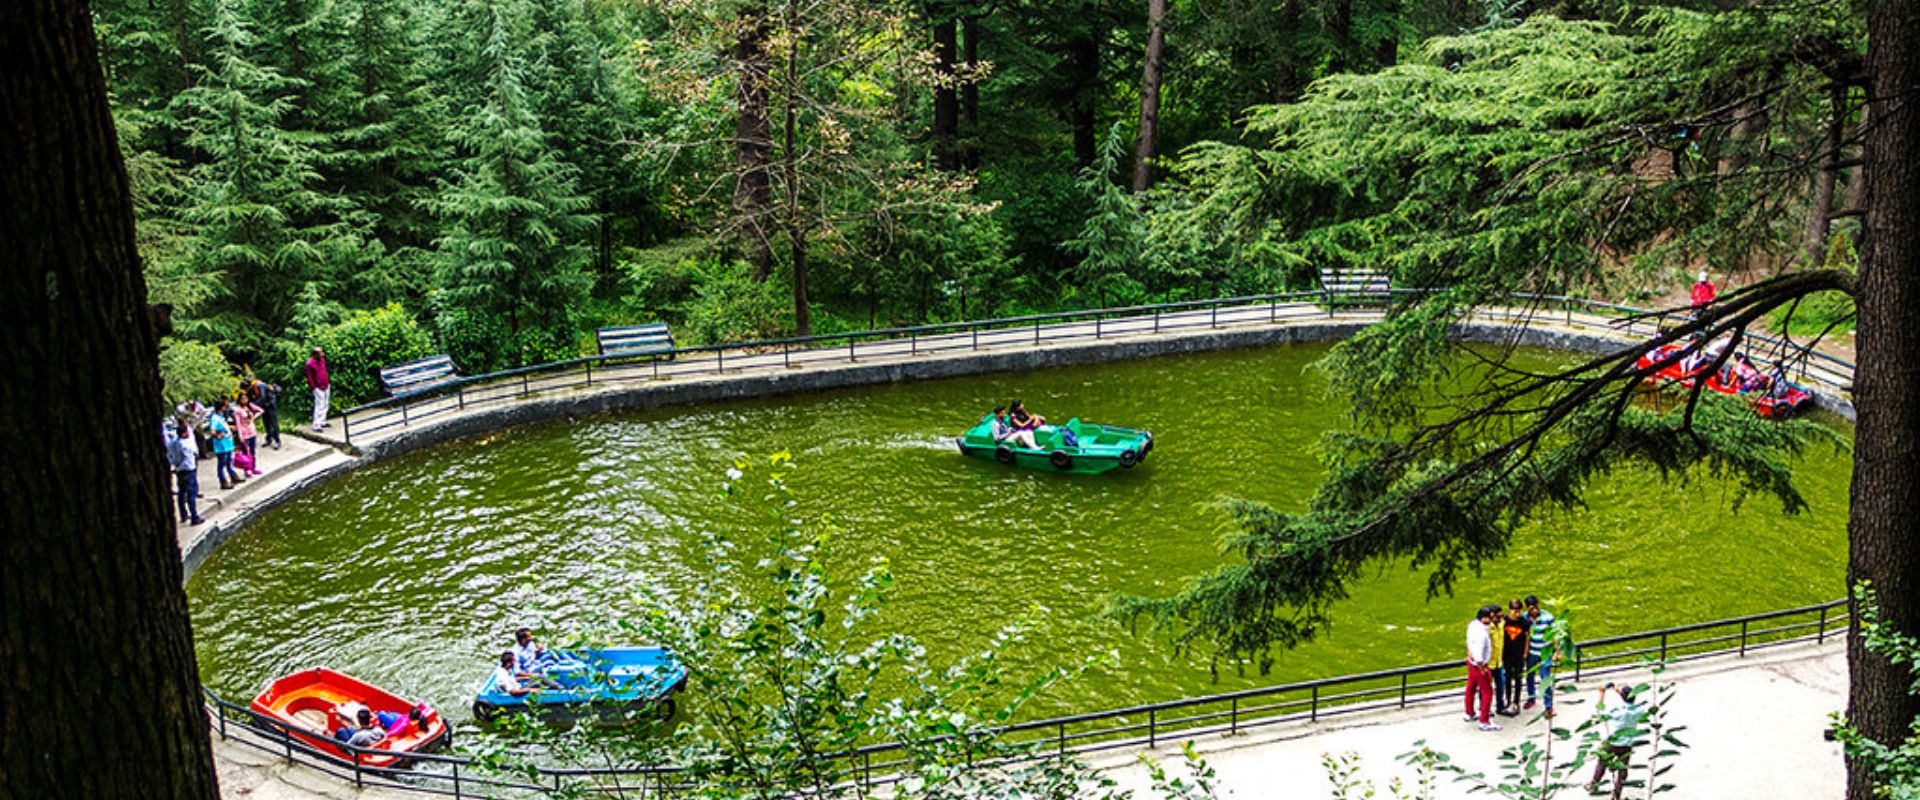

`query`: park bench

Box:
[378,354,460,396]
[596,322,676,360]
[1317,267,1394,307]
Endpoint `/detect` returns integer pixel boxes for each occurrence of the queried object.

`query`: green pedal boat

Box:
[956,416,1153,474]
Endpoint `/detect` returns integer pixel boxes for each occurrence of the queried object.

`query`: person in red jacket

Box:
[305,347,331,431]
[1689,271,1717,309]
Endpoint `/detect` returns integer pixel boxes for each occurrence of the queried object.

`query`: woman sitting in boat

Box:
[1731,355,1765,392]
[1009,400,1045,433]
[1768,362,1795,399]
[335,708,389,748]
[991,405,1037,449]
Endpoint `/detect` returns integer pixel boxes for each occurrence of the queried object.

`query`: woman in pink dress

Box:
[232,395,265,476]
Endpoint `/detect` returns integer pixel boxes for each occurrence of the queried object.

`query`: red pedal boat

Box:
[1636,342,1812,418]
[250,668,449,768]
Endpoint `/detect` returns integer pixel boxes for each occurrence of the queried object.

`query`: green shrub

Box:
[679,259,789,345]
[312,303,435,407]
[157,337,236,412]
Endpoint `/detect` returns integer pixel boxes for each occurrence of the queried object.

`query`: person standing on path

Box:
[305,347,331,431]
[249,378,283,449]
[1689,271,1717,311]
[1525,595,1556,714]
[1585,683,1645,799]
[166,422,203,525]
[1499,599,1532,716]
[232,395,263,476]
[209,400,240,489]
[1464,605,1498,731]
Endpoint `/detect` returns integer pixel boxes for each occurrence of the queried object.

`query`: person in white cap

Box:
[1689,271,1717,309]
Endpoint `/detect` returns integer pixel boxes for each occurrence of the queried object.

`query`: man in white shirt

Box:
[493,652,533,697]
[1464,604,1499,731]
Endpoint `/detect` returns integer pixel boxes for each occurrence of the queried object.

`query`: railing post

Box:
[850,338,857,363]
[1740,620,1749,656]
[717,348,725,373]
[217,703,227,739]
[1096,316,1102,339]
[1034,319,1041,344]
[283,724,294,763]
[1311,686,1319,721]
[352,750,363,788]
[1230,697,1239,734]
[1059,722,1067,757]
[401,401,409,426]
[1818,606,1828,643]
[453,762,461,799]
[1211,303,1219,328]
[1148,709,1157,748]
[784,341,792,368]
[653,358,660,380]
[1400,674,1408,708]
[1153,309,1160,334]
[972,326,979,351]
[521,373,528,397]
[911,330,918,355]
[585,360,593,386]
[341,413,350,444]
[457,385,465,410]
[1270,298,1277,323]
[1660,632,1668,662]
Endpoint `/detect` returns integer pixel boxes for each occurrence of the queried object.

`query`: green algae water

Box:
[186,343,1851,721]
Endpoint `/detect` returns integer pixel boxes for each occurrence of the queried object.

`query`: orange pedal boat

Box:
[250,668,449,768]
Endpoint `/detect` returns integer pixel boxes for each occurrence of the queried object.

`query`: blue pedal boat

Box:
[471,647,688,724]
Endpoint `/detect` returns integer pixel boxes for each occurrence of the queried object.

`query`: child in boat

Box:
[374,704,431,735]
[990,405,1037,449]
[1009,400,1046,434]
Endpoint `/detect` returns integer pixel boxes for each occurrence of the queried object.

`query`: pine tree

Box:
[426,0,593,371]
[172,0,356,360]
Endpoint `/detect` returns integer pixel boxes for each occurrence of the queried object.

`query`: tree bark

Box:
[782,22,810,336]
[932,5,959,171]
[1,1,220,797]
[733,11,775,280]
[1130,0,1167,192]
[961,13,980,170]
[1802,86,1847,268]
[1068,23,1099,166]
[1847,4,1920,799]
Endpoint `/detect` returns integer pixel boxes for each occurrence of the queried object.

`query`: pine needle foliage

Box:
[1119,3,1863,674]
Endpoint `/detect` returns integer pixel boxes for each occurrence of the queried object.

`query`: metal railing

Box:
[333,290,1857,445]
[204,598,1849,798]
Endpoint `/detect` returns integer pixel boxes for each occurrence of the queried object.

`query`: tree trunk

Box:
[1130,0,1167,192]
[1,1,221,797]
[932,6,959,170]
[961,14,980,170]
[1323,0,1354,74]
[1802,86,1847,269]
[1068,24,1099,166]
[782,24,810,337]
[1847,4,1920,799]
[733,11,775,280]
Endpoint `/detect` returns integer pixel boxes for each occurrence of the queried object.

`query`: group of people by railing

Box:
[161,376,282,526]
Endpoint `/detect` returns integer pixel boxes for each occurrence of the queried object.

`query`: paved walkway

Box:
[1099,640,1847,799]
[208,639,1847,798]
[174,428,359,574]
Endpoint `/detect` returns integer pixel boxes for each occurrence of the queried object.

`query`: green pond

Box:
[187,343,1852,721]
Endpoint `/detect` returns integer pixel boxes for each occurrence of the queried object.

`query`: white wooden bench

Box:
[1317,268,1393,305]
[378,354,459,396]
[596,323,676,359]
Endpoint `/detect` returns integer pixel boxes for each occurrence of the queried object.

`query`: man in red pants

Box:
[1464,604,1500,731]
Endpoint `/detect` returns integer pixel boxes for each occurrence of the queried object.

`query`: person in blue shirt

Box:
[165,422,202,525]
[209,400,240,490]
